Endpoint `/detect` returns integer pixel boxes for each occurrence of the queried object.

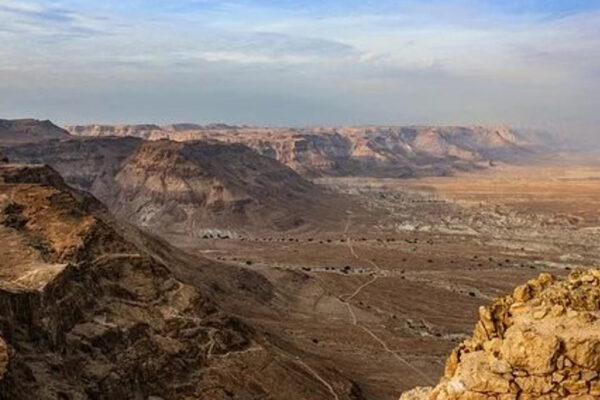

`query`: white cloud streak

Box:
[0,0,598,142]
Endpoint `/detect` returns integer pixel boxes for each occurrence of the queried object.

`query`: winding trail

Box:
[342,216,380,302]
[274,350,340,400]
[89,253,144,266]
[359,326,434,384]
[344,274,378,302]
[340,216,435,386]
[344,302,357,325]
[296,358,341,400]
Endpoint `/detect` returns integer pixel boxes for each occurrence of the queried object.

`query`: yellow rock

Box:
[399,270,600,400]
[500,328,559,374]
[514,375,555,395]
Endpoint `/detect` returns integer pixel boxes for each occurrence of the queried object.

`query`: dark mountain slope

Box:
[3,137,349,235]
[0,119,70,145]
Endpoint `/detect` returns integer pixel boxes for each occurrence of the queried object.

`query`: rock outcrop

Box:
[0,163,248,398]
[3,137,348,234]
[400,270,600,400]
[0,163,357,399]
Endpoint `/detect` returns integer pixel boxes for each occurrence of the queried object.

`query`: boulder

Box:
[400,270,600,400]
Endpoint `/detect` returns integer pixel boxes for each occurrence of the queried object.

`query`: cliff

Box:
[66,124,543,178]
[3,137,348,234]
[400,269,600,399]
[0,162,360,399]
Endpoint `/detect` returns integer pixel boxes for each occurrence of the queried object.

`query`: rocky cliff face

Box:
[400,269,600,400]
[108,139,345,233]
[0,163,360,400]
[0,119,70,145]
[66,124,542,177]
[68,124,163,140]
[3,137,347,234]
[0,338,7,380]
[0,162,248,399]
[2,136,140,196]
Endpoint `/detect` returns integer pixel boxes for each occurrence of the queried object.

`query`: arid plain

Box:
[171,164,600,399]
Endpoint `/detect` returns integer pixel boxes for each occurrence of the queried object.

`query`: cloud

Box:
[0,0,110,39]
[0,1,74,23]
[0,0,598,142]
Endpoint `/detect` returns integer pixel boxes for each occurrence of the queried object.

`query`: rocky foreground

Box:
[401,270,600,400]
[0,162,359,399]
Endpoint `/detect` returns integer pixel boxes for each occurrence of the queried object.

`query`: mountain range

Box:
[0,119,552,237]
[66,124,547,177]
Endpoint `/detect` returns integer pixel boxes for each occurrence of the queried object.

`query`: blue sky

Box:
[0,0,599,141]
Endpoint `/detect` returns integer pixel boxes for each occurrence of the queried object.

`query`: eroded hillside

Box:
[0,162,362,400]
[3,135,351,235]
[0,119,70,145]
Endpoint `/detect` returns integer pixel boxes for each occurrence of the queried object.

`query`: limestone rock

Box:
[0,163,358,400]
[400,387,433,400]
[400,270,600,400]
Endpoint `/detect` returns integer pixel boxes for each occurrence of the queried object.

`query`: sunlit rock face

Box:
[3,136,347,234]
[400,269,600,400]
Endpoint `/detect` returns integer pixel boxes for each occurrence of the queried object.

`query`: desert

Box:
[1,119,599,399]
[1,1,598,398]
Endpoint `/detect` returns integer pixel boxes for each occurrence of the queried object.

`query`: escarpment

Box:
[401,270,600,400]
[66,124,545,178]
[0,163,359,400]
[0,119,70,145]
[0,163,252,399]
[3,137,349,235]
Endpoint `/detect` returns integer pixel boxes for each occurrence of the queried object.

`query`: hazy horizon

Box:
[1,0,599,144]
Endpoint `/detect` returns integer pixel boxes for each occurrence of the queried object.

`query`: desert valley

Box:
[0,119,599,399]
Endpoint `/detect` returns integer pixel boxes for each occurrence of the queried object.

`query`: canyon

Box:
[0,118,598,400]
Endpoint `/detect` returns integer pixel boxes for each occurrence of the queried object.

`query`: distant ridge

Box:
[0,119,70,145]
[66,123,547,177]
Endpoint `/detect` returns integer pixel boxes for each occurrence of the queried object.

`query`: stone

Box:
[563,337,600,370]
[400,387,433,400]
[452,352,511,393]
[399,270,600,400]
[500,328,559,374]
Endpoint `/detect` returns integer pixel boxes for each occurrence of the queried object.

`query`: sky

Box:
[0,0,599,142]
